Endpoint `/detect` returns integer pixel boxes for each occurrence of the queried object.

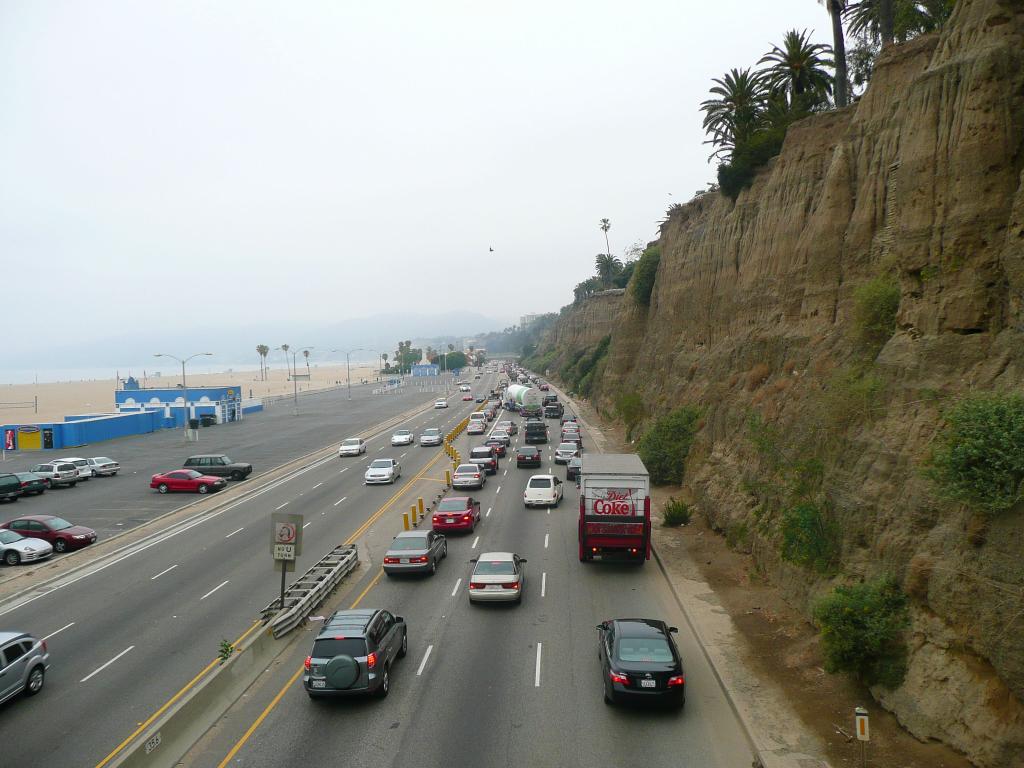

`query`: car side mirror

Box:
[469,557,477,563]
[396,616,405,624]
[595,624,606,631]
[669,626,679,633]
[519,558,527,563]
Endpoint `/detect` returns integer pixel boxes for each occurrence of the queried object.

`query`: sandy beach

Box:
[0,364,381,425]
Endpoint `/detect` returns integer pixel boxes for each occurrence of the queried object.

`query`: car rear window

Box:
[517,448,538,456]
[528,477,552,488]
[470,448,493,458]
[618,637,674,663]
[558,443,577,451]
[437,499,468,512]
[390,536,428,551]
[312,637,368,659]
[455,465,477,474]
[474,561,516,576]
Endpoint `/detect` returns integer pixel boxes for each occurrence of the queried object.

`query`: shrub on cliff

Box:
[852,275,900,352]
[630,246,661,306]
[637,406,702,485]
[780,501,839,573]
[717,125,787,200]
[615,391,646,441]
[814,577,909,689]
[927,393,1024,514]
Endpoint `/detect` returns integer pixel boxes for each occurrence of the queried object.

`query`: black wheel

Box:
[54,539,68,553]
[43,478,52,489]
[157,483,169,494]
[429,558,437,575]
[230,471,243,481]
[376,666,390,698]
[9,496,17,502]
[4,550,20,566]
[198,484,209,494]
[442,542,448,559]
[69,481,77,488]
[398,630,408,658]
[25,666,44,696]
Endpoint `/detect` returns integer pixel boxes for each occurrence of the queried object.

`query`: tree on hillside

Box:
[820,1,849,107]
[599,218,612,260]
[844,0,953,47]
[595,253,623,285]
[700,68,765,160]
[758,29,834,110]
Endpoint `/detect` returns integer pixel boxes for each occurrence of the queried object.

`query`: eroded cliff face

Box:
[536,1,1024,764]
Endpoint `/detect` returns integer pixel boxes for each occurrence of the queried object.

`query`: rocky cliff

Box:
[533,1,1024,764]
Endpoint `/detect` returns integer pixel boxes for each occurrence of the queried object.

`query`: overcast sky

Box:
[1,0,830,339]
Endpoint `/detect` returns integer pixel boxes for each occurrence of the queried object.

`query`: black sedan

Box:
[566,456,582,481]
[597,618,685,708]
[515,446,542,469]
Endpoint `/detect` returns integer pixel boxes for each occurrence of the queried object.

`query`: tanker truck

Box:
[505,384,543,417]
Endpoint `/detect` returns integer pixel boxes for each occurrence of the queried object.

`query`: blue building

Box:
[115,384,244,427]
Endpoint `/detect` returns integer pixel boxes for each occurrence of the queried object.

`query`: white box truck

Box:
[577,454,651,563]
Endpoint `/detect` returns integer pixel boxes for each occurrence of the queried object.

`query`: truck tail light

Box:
[304,655,311,671]
[367,652,378,669]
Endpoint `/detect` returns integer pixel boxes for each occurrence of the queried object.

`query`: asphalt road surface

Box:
[185,387,755,768]
[0,374,487,768]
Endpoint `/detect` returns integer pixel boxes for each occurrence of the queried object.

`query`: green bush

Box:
[821,367,886,430]
[615,391,646,441]
[780,501,838,573]
[927,393,1024,514]
[662,497,691,527]
[726,520,750,551]
[813,578,909,689]
[637,406,702,485]
[718,125,787,200]
[853,276,900,352]
[630,246,661,306]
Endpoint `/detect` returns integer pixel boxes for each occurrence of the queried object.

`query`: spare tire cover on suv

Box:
[324,655,360,689]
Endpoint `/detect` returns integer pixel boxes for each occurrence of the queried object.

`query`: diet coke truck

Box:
[577,454,651,562]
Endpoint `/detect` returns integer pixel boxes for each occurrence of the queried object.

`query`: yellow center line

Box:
[93,621,263,768]
[216,568,385,768]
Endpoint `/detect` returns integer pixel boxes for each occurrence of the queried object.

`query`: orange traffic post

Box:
[402,511,410,531]
[444,469,451,487]
[410,504,418,526]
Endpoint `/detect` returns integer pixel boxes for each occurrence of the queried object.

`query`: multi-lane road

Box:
[0,370,755,767]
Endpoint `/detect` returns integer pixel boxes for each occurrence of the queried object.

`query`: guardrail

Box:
[260,544,360,638]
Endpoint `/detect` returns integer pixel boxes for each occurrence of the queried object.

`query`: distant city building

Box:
[520,313,542,328]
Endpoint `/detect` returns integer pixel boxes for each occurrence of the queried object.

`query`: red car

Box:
[484,436,507,457]
[432,496,481,533]
[462,394,473,401]
[150,470,227,494]
[1,514,97,553]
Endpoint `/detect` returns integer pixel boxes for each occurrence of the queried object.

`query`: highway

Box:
[185,375,756,768]
[0,377,481,768]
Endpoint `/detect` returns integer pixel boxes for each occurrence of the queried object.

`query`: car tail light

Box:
[609,671,629,685]
[502,581,520,590]
[383,556,399,564]
[412,556,429,564]
[367,652,377,669]
[41,639,47,653]
[462,514,472,521]
[668,675,685,687]
[304,655,312,671]
[469,582,483,590]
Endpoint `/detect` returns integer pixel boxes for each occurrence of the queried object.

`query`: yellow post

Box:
[402,511,410,531]
[418,497,425,520]
[411,504,418,525]
[445,469,451,487]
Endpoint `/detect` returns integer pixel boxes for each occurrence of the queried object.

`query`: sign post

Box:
[855,706,869,768]
[271,513,304,611]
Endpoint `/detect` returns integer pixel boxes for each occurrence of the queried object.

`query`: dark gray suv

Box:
[183,454,252,480]
[303,608,407,700]
[0,631,49,705]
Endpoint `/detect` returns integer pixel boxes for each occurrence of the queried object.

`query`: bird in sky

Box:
[489,247,494,252]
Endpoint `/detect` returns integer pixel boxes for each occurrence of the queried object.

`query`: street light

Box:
[331,348,365,400]
[275,345,313,412]
[153,352,213,438]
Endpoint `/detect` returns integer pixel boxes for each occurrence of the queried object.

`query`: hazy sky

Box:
[1,0,830,338]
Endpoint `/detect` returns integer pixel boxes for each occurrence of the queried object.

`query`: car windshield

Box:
[423,429,440,436]
[528,477,553,488]
[312,637,368,659]
[184,470,204,478]
[0,530,24,544]
[394,430,411,436]
[342,439,360,446]
[220,456,233,463]
[437,499,469,512]
[389,536,428,551]
[474,560,516,576]
[48,517,74,531]
[369,460,393,469]
[618,637,674,663]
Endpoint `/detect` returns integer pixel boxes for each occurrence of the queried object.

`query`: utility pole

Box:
[154,352,213,439]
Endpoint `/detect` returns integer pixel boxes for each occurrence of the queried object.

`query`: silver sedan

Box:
[0,529,53,566]
[468,552,527,604]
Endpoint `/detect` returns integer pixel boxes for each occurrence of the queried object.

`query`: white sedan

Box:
[391,429,415,446]
[86,457,120,477]
[523,474,564,508]
[434,399,449,409]
[338,438,367,457]
[365,458,401,484]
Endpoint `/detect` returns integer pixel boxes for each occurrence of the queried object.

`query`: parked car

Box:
[516,446,542,469]
[0,474,22,503]
[431,496,481,533]
[434,399,449,409]
[452,464,485,490]
[365,458,401,484]
[468,446,498,475]
[419,428,443,446]
[13,473,46,497]
[523,474,563,508]
[383,530,447,576]
[85,457,120,477]
[303,609,406,699]
[0,529,53,565]
[150,470,227,495]
[467,421,486,436]
[0,631,49,704]
[391,429,415,446]
[27,462,79,488]
[566,456,583,481]
[183,454,252,480]
[597,618,685,708]
[484,436,507,457]
[55,457,93,481]
[468,552,527,604]
[0,515,97,553]
[554,442,581,464]
[338,438,367,457]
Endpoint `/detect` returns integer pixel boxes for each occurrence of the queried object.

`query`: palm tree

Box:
[758,30,834,110]
[280,343,291,378]
[700,68,765,159]
[303,349,310,376]
[844,0,950,47]
[595,253,623,285]
[382,352,388,372]
[256,344,269,380]
[599,219,612,259]
[447,343,455,352]
[820,1,849,107]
